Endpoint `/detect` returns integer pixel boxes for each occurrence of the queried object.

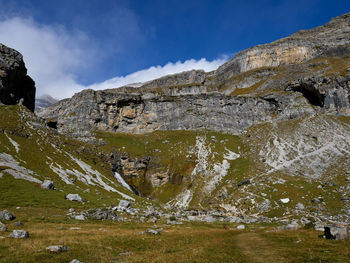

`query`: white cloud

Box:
[87,57,227,91]
[0,17,228,99]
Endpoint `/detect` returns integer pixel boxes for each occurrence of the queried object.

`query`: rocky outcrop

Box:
[37,13,350,136]
[0,43,35,112]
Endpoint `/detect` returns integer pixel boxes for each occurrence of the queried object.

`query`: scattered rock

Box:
[9,230,29,238]
[296,203,305,210]
[118,200,131,210]
[13,221,23,227]
[146,228,163,235]
[203,215,216,223]
[237,180,250,187]
[0,210,15,221]
[46,245,71,253]
[280,198,290,204]
[167,220,183,225]
[84,208,119,221]
[41,180,55,190]
[0,222,7,232]
[312,198,322,203]
[66,194,82,202]
[324,223,348,240]
[74,215,86,221]
[69,227,81,230]
[237,225,245,230]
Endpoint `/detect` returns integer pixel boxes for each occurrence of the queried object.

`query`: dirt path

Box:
[235,232,287,263]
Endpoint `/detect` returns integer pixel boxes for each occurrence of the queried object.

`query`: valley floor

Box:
[0,208,349,263]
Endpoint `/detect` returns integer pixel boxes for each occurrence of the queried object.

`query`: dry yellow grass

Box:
[1,208,350,263]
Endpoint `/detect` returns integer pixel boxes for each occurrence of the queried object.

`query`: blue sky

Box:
[0,0,349,98]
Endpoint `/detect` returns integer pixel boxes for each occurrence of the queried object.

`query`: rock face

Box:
[37,13,350,136]
[0,43,35,112]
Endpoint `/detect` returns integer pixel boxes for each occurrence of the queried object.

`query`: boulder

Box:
[0,221,7,232]
[0,43,36,112]
[84,208,119,221]
[203,215,216,223]
[74,215,86,221]
[280,198,290,204]
[118,200,131,210]
[0,210,15,221]
[13,221,23,227]
[9,230,29,238]
[46,245,71,253]
[324,223,348,240]
[41,180,55,190]
[146,228,163,235]
[66,194,82,202]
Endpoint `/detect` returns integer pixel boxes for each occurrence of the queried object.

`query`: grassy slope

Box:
[0,105,147,210]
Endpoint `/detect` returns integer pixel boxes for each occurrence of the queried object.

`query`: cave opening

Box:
[46,121,57,129]
[292,83,325,107]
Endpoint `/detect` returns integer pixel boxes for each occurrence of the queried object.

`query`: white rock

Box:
[46,245,71,253]
[296,203,305,210]
[237,225,245,230]
[280,198,290,204]
[66,194,82,202]
[41,180,55,190]
[9,230,29,238]
[70,260,84,263]
[74,215,86,221]
[69,208,75,213]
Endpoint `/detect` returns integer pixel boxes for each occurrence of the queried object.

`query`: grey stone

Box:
[0,221,7,232]
[41,180,54,190]
[70,260,84,263]
[118,200,131,210]
[146,228,163,235]
[237,225,245,230]
[84,208,119,221]
[324,223,348,240]
[296,203,305,210]
[74,215,86,221]
[9,230,29,238]
[202,215,216,223]
[46,245,71,253]
[66,194,82,202]
[13,221,23,227]
[0,210,15,221]
[69,208,75,213]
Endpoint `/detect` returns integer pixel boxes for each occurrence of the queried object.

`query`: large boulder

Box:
[324,223,348,240]
[0,210,15,221]
[66,194,82,202]
[0,43,35,112]
[41,180,55,190]
[9,230,29,238]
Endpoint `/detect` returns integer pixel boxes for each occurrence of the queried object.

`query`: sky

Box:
[0,0,349,99]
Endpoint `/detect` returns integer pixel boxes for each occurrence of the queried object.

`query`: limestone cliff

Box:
[0,43,36,112]
[37,13,350,136]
